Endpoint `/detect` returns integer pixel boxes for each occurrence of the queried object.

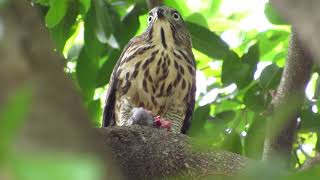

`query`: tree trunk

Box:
[263,31,312,165]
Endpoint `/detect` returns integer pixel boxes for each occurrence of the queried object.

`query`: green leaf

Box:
[117,3,147,47]
[259,64,283,90]
[228,11,250,21]
[84,4,105,59]
[258,30,290,58]
[163,0,190,16]
[67,44,83,60]
[211,111,236,124]
[221,52,241,85]
[186,13,208,28]
[186,22,230,59]
[221,52,251,88]
[108,0,136,17]
[103,2,123,48]
[244,113,266,159]
[0,86,32,162]
[45,0,69,28]
[189,105,211,136]
[240,42,259,87]
[222,43,259,89]
[93,0,114,45]
[79,0,91,15]
[96,49,121,87]
[76,48,99,100]
[87,100,102,126]
[315,78,320,99]
[272,51,287,66]
[300,109,320,131]
[264,2,288,25]
[222,132,242,154]
[242,42,260,67]
[215,100,241,113]
[50,2,79,53]
[205,0,222,17]
[243,84,267,112]
[233,63,252,89]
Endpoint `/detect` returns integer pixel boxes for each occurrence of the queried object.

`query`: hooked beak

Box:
[156,7,164,19]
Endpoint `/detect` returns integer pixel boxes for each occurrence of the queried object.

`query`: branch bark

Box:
[98,126,249,179]
[263,31,312,164]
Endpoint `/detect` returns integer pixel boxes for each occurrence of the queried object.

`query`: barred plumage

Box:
[102,6,196,134]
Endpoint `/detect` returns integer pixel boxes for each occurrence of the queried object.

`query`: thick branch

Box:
[263,31,312,164]
[98,126,249,179]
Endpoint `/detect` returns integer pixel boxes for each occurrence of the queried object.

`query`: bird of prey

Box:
[102,6,196,134]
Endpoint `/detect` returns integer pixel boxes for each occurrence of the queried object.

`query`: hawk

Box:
[102,6,196,134]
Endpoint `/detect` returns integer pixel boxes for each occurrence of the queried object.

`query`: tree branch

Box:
[98,126,249,179]
[263,31,312,164]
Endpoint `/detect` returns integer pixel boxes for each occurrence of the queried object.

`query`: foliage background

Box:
[29,0,320,169]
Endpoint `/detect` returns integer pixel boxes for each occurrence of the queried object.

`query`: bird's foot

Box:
[154,115,172,130]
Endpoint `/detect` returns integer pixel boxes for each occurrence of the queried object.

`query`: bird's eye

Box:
[148,16,153,23]
[172,12,180,20]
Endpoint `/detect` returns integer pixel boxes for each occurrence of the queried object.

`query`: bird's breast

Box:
[117,44,195,115]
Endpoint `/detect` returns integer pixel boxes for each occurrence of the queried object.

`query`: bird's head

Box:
[144,6,192,49]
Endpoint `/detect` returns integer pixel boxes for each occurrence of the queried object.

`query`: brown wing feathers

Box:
[102,37,142,127]
[181,51,196,134]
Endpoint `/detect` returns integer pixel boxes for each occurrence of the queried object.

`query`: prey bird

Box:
[102,6,196,134]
